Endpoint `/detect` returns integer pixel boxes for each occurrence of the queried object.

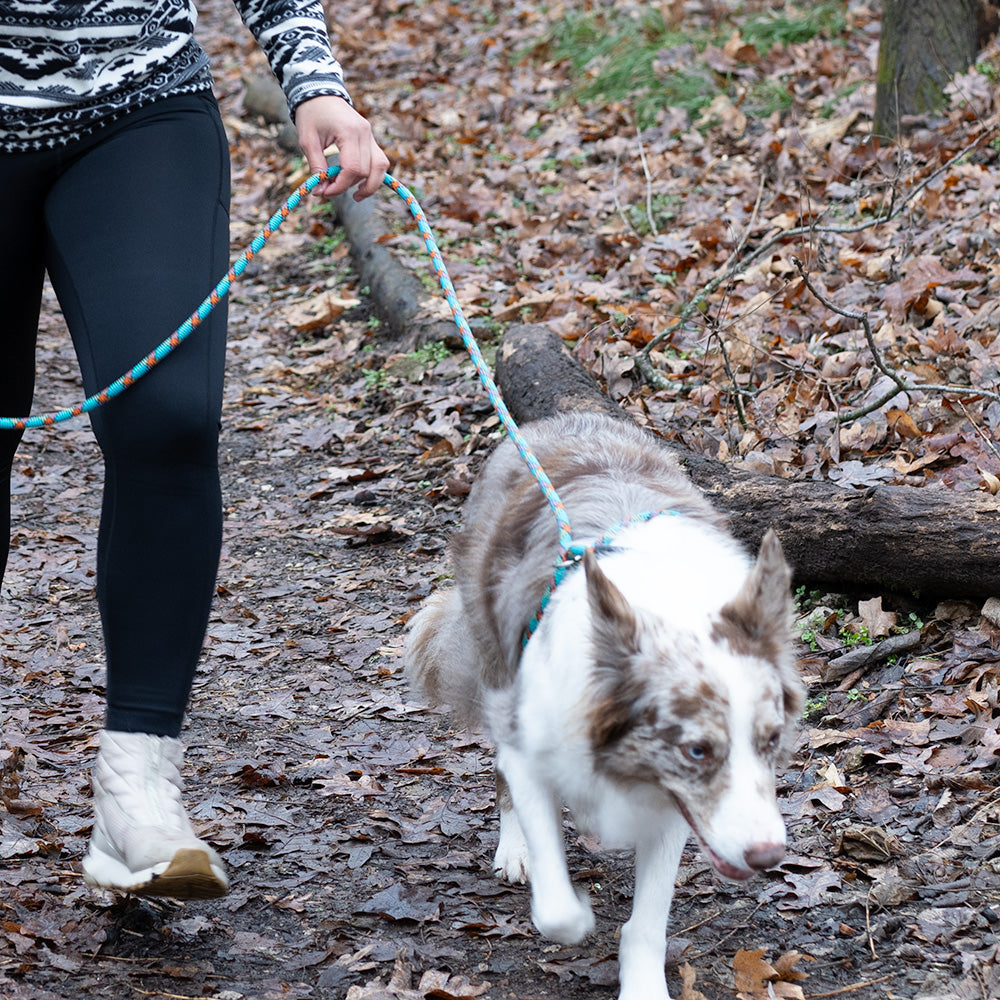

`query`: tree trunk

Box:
[495,324,1000,600]
[875,0,979,138]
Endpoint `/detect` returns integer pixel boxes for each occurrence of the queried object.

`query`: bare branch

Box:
[636,127,658,237]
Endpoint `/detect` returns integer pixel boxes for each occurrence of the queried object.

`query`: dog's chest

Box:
[555,760,673,849]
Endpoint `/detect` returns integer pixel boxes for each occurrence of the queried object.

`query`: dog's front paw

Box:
[493,824,530,884]
[532,889,595,945]
[493,804,530,884]
[494,851,529,884]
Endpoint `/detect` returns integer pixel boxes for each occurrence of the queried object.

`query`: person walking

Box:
[0,0,390,899]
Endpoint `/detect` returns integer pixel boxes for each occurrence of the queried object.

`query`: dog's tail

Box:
[405,588,485,729]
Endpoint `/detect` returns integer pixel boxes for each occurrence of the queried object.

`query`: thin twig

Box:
[959,401,1000,463]
[636,126,658,237]
[864,895,877,960]
[734,173,767,260]
[805,975,896,999]
[791,258,906,390]
[131,989,205,1000]
[677,908,724,935]
[684,899,768,961]
[612,154,631,234]
[707,325,749,428]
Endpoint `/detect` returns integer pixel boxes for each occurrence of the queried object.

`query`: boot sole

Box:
[84,847,229,899]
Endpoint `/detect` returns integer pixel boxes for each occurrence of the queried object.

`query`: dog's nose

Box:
[744,842,785,871]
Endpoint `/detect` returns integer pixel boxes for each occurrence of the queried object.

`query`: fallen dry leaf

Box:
[678,962,710,1000]
[858,596,898,639]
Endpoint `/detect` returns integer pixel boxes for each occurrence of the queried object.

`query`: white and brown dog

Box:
[406,411,804,1000]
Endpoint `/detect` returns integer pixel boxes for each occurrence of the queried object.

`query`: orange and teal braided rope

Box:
[0,167,574,552]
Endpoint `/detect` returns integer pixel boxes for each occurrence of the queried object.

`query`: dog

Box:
[406,411,805,1000]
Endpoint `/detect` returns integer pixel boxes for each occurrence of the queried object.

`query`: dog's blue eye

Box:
[684,744,707,762]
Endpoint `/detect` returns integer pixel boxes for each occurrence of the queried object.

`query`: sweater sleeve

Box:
[234,0,352,113]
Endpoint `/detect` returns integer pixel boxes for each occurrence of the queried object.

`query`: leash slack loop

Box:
[0,167,574,551]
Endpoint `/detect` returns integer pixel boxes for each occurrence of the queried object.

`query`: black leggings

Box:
[0,92,231,738]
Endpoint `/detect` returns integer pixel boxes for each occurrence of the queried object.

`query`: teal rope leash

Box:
[386,174,573,551]
[0,167,574,552]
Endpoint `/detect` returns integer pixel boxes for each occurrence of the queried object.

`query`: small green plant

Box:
[470,316,503,341]
[308,233,344,257]
[845,688,868,703]
[745,78,794,117]
[794,585,824,613]
[741,3,846,53]
[798,626,819,652]
[410,341,451,366]
[803,692,828,719]
[366,315,381,332]
[362,367,388,391]
[627,192,683,236]
[838,624,873,648]
[978,57,1000,86]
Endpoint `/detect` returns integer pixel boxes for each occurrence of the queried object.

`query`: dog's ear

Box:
[584,549,640,659]
[714,530,804,721]
[717,529,791,648]
[584,551,648,748]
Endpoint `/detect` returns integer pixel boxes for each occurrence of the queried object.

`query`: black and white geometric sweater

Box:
[0,0,351,152]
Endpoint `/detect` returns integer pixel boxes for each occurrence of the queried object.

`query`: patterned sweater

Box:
[0,0,351,152]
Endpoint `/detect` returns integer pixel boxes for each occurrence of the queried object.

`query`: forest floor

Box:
[2,2,999,999]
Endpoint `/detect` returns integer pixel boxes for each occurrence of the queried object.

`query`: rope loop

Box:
[0,167,574,550]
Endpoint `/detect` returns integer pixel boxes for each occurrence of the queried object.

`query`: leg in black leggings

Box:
[0,169,46,584]
[0,92,230,738]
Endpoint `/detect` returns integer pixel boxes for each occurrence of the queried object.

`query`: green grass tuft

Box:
[544,1,848,128]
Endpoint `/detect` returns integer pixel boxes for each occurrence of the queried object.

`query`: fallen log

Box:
[495,324,1000,599]
[242,73,298,152]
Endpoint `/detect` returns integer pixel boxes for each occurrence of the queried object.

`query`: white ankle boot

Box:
[82,730,229,898]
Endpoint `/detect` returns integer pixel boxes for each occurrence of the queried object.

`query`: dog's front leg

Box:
[495,746,594,945]
[493,766,530,883]
[617,816,689,1000]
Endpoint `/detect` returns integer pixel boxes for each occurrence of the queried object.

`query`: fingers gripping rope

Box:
[0,168,575,552]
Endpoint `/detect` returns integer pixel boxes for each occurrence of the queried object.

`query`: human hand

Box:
[294,95,390,200]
